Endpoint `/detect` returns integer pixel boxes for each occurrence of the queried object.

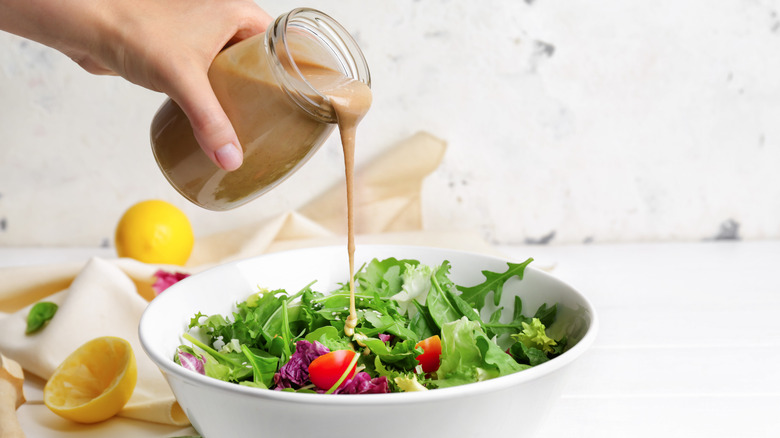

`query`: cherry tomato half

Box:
[308,350,358,390]
[415,335,442,373]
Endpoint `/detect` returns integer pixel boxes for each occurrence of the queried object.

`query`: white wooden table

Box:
[500,241,780,437]
[2,240,778,437]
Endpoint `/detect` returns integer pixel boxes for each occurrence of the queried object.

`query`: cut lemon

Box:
[115,199,194,266]
[44,336,137,424]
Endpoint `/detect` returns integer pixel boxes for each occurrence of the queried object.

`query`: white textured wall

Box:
[1,0,779,246]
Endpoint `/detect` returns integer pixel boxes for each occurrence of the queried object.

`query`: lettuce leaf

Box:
[434,317,526,388]
[391,263,433,315]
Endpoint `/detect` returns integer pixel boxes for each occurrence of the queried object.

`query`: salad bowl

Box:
[139,245,598,437]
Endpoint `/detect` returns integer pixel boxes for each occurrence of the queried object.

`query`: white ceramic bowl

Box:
[139,245,598,438]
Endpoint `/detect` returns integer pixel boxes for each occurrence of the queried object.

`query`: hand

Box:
[0,0,273,171]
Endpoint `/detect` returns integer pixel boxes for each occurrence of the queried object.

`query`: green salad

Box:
[175,257,567,394]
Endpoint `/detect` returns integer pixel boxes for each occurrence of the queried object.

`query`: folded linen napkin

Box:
[0,131,499,434]
[0,257,188,425]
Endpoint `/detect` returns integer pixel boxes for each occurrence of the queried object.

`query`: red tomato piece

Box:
[415,335,442,373]
[308,350,358,390]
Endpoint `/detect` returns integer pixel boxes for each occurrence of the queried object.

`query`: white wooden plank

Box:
[560,346,780,396]
[537,394,780,438]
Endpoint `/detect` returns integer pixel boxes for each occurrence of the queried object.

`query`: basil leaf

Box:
[26,301,58,334]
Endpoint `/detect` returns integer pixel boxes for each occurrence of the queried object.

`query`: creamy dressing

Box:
[305,69,372,337]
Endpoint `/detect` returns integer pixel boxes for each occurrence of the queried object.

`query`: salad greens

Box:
[175,257,567,393]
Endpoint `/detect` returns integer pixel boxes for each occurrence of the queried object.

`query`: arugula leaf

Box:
[181,334,252,382]
[442,287,483,324]
[240,344,278,388]
[533,302,558,328]
[426,262,484,330]
[426,275,461,329]
[26,301,58,334]
[299,290,330,332]
[408,300,437,340]
[362,310,419,341]
[360,337,420,369]
[508,342,550,367]
[483,296,533,336]
[457,258,533,311]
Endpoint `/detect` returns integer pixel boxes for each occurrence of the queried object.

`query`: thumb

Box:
[171,74,243,171]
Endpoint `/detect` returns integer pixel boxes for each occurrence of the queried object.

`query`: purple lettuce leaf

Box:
[177,350,206,375]
[153,270,190,295]
[332,372,390,394]
[273,340,330,389]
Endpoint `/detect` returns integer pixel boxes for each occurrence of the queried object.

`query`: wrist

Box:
[0,0,112,66]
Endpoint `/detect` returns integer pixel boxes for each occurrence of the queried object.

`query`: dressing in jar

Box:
[150,8,371,211]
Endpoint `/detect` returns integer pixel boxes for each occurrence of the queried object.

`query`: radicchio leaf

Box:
[177,350,206,375]
[273,340,330,389]
[153,270,190,295]
[332,372,389,394]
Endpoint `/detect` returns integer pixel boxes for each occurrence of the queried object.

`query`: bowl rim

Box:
[139,244,599,405]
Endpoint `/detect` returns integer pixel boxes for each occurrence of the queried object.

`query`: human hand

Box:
[0,0,273,171]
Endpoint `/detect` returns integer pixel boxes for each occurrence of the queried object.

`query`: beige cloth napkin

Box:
[0,258,188,426]
[0,131,497,432]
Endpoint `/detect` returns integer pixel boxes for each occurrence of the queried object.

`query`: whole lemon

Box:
[114,200,194,265]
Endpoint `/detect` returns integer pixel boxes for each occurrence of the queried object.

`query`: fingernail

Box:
[215,143,243,171]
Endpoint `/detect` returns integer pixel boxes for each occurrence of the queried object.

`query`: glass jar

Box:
[150,8,371,211]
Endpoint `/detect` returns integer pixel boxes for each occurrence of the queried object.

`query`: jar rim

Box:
[265,8,371,123]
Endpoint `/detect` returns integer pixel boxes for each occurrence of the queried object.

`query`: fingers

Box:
[160,2,273,172]
[171,72,243,171]
[231,3,273,42]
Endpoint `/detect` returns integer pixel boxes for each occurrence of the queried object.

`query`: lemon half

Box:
[115,199,194,265]
[44,336,137,424]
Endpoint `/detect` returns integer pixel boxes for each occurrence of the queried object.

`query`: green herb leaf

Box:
[426,262,462,329]
[240,344,278,388]
[533,302,558,328]
[182,333,252,382]
[26,301,58,334]
[360,337,420,369]
[483,296,533,336]
[408,300,437,339]
[362,310,419,341]
[457,258,533,311]
[508,342,550,367]
[435,317,526,388]
[355,258,416,298]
